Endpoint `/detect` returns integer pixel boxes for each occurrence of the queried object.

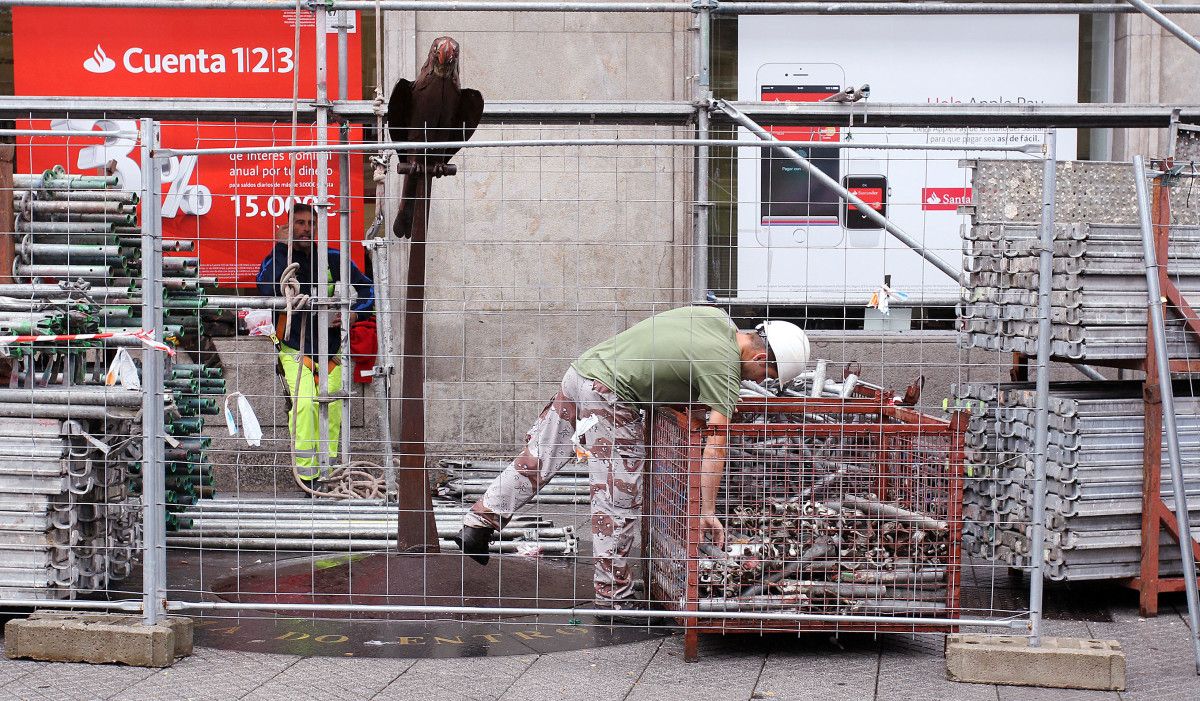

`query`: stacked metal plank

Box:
[957,381,1200,581]
[958,222,1200,360]
[0,413,142,599]
[0,170,147,598]
[957,159,1200,582]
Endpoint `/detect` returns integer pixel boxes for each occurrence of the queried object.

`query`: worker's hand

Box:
[275,224,289,242]
[699,512,725,549]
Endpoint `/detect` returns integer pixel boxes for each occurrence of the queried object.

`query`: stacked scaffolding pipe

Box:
[439,458,592,504]
[957,380,1200,581]
[8,167,223,539]
[168,497,578,555]
[958,222,1200,359]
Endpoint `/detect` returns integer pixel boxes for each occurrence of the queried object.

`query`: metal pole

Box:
[138,117,166,626]
[3,0,1200,13]
[156,137,1043,158]
[1126,0,1200,55]
[315,4,333,471]
[1133,155,1200,674]
[168,599,1027,629]
[714,98,965,287]
[718,1,1200,13]
[1072,363,1107,381]
[1028,130,1057,646]
[692,0,712,303]
[365,238,397,496]
[336,8,353,468]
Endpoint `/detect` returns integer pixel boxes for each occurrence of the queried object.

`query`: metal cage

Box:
[648,398,966,660]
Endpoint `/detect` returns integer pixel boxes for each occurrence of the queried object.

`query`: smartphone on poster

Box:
[755,63,845,230]
[841,174,888,230]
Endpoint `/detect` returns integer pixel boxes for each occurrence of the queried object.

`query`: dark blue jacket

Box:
[255,243,374,356]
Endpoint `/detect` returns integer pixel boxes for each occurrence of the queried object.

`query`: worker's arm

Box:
[699,409,729,548]
[348,259,375,314]
[255,244,288,297]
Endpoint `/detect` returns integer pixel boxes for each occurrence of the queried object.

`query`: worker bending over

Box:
[453,306,810,621]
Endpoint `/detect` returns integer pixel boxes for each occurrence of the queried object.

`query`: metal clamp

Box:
[394,161,458,177]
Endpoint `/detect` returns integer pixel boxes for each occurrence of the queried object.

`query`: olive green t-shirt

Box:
[572,306,741,417]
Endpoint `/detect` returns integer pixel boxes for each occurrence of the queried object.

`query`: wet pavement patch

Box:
[193,614,666,658]
[186,549,666,657]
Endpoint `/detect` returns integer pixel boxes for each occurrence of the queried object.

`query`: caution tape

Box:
[0,328,176,356]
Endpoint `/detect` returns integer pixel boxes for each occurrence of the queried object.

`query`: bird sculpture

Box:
[386,36,485,238]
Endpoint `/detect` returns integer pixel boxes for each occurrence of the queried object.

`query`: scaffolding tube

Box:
[1028,131,1057,646]
[153,138,1042,159]
[1133,155,1200,674]
[3,0,1200,13]
[0,97,1196,128]
[170,599,1029,629]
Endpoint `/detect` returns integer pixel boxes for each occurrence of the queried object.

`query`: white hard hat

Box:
[756,320,810,385]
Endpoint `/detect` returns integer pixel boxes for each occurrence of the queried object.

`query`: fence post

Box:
[692,0,713,302]
[1028,129,1057,645]
[139,117,167,625]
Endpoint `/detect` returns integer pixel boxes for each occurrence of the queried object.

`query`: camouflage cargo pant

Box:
[463,366,645,609]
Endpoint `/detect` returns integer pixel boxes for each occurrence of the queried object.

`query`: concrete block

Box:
[5,612,192,668]
[945,635,1126,691]
[165,615,194,658]
[23,612,194,658]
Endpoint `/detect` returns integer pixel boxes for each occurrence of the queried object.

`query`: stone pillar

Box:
[1113,1,1200,159]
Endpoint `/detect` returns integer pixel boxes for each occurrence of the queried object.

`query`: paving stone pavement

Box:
[0,603,1198,700]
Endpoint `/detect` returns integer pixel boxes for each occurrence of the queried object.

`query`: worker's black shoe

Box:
[451,526,494,566]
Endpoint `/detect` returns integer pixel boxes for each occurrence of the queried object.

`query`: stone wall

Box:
[1113,1,1200,159]
[382,6,697,459]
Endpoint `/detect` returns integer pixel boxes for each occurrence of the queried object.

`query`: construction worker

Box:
[453,305,810,621]
[255,203,374,483]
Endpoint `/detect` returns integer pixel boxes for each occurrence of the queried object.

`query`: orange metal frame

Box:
[1012,170,1200,615]
[1126,173,1200,615]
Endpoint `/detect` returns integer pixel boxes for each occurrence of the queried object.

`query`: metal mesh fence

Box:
[0,115,1099,656]
[77,119,1038,651]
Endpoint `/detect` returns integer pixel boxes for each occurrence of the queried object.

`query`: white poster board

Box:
[736,15,1079,303]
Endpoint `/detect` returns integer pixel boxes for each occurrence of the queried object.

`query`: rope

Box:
[293,460,394,500]
[278,261,309,339]
[276,1,393,500]
[280,259,391,499]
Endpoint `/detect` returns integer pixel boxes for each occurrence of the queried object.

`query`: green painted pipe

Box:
[172,364,223,380]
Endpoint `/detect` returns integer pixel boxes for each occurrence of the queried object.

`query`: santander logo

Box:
[922,187,972,211]
[83,45,116,74]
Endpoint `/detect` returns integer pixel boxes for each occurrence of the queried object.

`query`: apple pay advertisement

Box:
[736,15,1079,302]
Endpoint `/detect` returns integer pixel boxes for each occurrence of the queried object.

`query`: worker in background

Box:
[255,203,374,484]
[453,306,810,622]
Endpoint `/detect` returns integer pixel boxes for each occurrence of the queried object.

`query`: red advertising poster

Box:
[847,186,884,212]
[921,187,973,211]
[12,8,365,286]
